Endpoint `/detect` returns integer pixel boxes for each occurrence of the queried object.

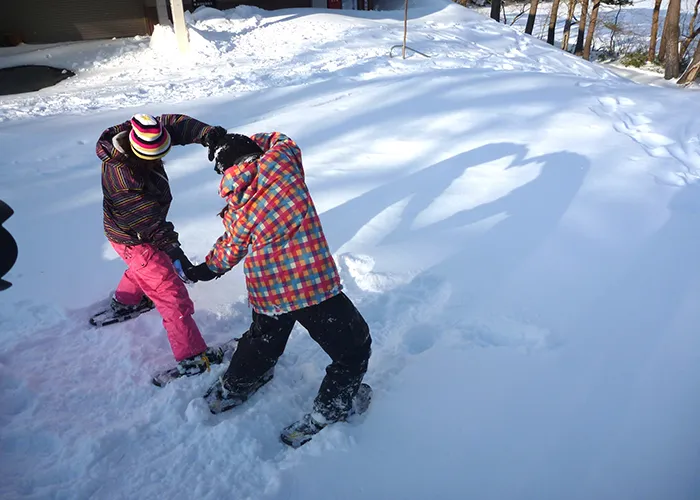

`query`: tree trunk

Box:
[562,0,578,50]
[677,38,700,84]
[659,2,671,62]
[491,0,501,22]
[664,0,682,79]
[583,0,601,60]
[649,0,664,61]
[680,0,700,59]
[548,0,563,44]
[574,0,590,55]
[525,0,541,35]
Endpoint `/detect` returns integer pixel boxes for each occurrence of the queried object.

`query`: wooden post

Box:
[170,0,190,54]
[156,0,170,26]
[403,0,408,59]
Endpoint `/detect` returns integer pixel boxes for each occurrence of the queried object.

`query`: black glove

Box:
[165,246,194,283]
[184,262,221,283]
[203,126,228,162]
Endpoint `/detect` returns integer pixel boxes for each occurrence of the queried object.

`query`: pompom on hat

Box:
[129,114,172,160]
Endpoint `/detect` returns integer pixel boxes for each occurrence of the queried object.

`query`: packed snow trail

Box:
[2,2,700,499]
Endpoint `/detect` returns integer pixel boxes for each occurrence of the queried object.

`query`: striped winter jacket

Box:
[205,132,342,315]
[97,114,214,251]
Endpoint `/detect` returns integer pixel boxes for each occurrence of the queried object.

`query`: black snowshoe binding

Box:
[281,383,373,448]
[204,368,275,414]
[90,296,156,327]
[152,343,233,387]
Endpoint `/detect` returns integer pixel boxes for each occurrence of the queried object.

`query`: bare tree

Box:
[664,0,682,78]
[574,0,590,54]
[583,0,602,59]
[548,0,563,44]
[677,39,700,83]
[680,0,700,59]
[562,0,578,50]
[649,0,664,61]
[525,0,541,34]
[508,2,531,26]
[604,1,629,56]
[491,0,502,22]
[659,1,672,62]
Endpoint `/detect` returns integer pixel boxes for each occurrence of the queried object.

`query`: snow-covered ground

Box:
[2,1,700,499]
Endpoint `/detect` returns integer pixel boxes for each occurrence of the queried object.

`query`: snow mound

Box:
[150,24,221,60]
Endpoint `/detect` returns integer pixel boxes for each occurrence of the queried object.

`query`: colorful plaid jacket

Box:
[97,114,214,251]
[205,132,342,315]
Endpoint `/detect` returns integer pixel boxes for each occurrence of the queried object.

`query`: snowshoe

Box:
[151,338,238,387]
[280,383,373,449]
[89,296,155,327]
[204,368,275,414]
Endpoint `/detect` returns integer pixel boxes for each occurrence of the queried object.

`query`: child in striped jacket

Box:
[185,132,372,446]
[97,113,229,382]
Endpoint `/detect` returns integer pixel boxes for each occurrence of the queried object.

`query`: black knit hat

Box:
[213,134,264,175]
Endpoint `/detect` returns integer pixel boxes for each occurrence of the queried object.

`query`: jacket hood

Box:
[97,129,131,164]
[218,160,258,208]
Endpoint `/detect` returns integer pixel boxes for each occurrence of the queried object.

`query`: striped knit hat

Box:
[129,114,172,160]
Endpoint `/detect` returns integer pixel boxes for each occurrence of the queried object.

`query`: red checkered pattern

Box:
[205,132,341,315]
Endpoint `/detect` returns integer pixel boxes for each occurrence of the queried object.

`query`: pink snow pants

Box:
[111,242,207,361]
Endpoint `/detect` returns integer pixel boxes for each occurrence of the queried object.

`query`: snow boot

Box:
[89,295,155,327]
[111,295,154,315]
[280,412,328,449]
[281,383,373,448]
[204,368,275,414]
[151,345,228,387]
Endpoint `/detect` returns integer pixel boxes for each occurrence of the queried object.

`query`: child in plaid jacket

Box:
[187,132,371,433]
[201,131,342,315]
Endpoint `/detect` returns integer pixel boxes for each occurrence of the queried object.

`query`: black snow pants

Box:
[223,292,371,421]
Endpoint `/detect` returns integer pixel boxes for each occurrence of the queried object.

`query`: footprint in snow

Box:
[337,252,453,345]
[0,364,34,419]
[444,313,562,353]
[594,96,676,158]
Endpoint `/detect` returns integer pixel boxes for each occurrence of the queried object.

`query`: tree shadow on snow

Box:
[323,142,590,303]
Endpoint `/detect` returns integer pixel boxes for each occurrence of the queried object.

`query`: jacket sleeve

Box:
[159,114,215,147]
[205,211,251,274]
[108,187,179,250]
